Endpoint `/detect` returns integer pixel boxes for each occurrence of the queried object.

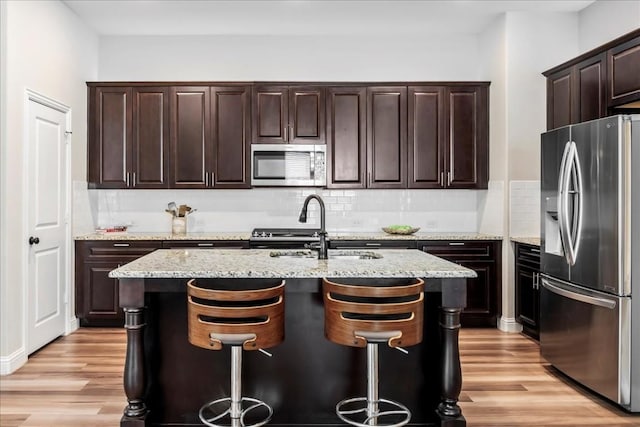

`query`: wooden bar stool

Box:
[187,279,285,427]
[323,277,425,427]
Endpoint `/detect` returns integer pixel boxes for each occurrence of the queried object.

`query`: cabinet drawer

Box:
[329,240,416,250]
[78,240,162,260]
[515,243,541,269]
[418,240,494,259]
[161,240,249,249]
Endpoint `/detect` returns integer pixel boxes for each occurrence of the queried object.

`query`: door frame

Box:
[22,89,75,353]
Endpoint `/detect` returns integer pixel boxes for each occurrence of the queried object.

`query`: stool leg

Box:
[230,346,242,425]
[366,343,379,425]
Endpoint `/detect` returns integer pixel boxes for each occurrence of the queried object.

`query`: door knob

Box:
[29,236,40,245]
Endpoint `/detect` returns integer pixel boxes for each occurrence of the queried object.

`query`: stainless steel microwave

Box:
[251,144,326,187]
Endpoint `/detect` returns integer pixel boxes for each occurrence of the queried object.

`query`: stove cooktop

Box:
[250,228,321,240]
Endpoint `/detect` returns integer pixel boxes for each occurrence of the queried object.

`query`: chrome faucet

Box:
[298,194,328,259]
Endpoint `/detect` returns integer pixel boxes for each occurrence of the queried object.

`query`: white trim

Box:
[0,0,8,366]
[65,317,79,336]
[0,347,27,376]
[22,89,72,354]
[497,315,523,333]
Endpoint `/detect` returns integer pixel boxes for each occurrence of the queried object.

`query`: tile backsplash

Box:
[510,180,540,237]
[73,183,482,235]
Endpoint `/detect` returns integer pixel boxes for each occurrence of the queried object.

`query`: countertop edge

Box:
[510,237,541,246]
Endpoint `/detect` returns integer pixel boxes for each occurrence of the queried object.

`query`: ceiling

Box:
[63,0,595,36]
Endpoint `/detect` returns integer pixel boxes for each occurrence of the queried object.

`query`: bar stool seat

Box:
[187,279,285,427]
[322,277,425,427]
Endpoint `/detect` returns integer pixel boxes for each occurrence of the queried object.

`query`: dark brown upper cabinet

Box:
[170,85,251,189]
[211,86,251,188]
[326,87,367,188]
[546,55,605,130]
[132,87,170,188]
[546,68,574,130]
[408,86,444,188]
[367,86,407,189]
[544,29,640,130]
[252,85,325,144]
[446,86,488,189]
[88,86,169,189]
[607,35,640,107]
[169,86,211,188]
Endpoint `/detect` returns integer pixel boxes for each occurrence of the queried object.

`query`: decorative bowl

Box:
[382,226,420,235]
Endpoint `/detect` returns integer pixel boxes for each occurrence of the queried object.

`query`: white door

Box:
[26,97,69,354]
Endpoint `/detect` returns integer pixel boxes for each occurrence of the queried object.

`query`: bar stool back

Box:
[187,279,285,427]
[323,277,425,427]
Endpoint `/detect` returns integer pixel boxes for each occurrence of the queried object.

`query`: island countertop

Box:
[108,248,477,279]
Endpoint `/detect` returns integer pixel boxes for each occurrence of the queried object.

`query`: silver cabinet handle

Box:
[290,125,294,142]
[365,242,382,247]
[113,243,130,247]
[126,172,130,187]
[284,126,288,142]
[530,247,540,253]
[440,172,444,186]
[211,172,215,186]
[205,172,209,187]
[197,243,214,247]
[448,242,465,246]
[447,171,451,186]
[132,172,136,187]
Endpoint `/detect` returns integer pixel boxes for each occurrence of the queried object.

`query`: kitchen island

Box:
[109,249,476,427]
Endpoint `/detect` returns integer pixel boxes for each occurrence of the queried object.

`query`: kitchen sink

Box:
[269,250,383,260]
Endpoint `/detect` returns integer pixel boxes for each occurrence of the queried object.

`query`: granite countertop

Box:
[511,237,541,246]
[75,232,252,241]
[76,231,502,241]
[108,249,477,279]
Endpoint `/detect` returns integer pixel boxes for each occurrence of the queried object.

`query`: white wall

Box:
[579,0,640,53]
[98,34,481,81]
[0,0,98,374]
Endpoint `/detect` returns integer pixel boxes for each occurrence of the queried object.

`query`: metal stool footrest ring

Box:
[199,396,274,427]
[336,396,411,427]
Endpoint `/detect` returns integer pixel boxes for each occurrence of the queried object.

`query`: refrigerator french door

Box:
[540,115,639,412]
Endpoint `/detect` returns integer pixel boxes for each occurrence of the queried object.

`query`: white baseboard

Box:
[0,347,27,375]
[65,317,79,335]
[497,316,523,333]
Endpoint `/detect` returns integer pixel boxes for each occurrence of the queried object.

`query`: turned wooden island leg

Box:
[119,278,148,426]
[437,278,467,427]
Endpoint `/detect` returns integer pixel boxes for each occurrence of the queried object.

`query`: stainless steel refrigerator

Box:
[540,114,639,412]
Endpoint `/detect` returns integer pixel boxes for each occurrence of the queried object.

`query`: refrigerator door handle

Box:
[558,141,573,265]
[541,277,617,309]
[569,142,584,261]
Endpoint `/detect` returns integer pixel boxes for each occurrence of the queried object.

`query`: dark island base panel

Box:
[138,290,445,426]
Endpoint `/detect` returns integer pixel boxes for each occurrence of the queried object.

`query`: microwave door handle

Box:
[558,140,573,265]
[309,151,315,181]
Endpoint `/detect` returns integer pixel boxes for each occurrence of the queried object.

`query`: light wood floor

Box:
[0,328,638,427]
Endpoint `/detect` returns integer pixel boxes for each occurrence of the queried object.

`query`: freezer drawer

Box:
[540,275,631,408]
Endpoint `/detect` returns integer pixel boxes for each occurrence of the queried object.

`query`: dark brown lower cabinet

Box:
[514,242,541,340]
[75,240,249,326]
[418,240,501,327]
[75,240,162,326]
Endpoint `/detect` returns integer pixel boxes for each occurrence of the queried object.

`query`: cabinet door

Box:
[607,35,640,107]
[516,264,539,337]
[456,260,497,326]
[80,261,124,326]
[88,87,132,188]
[408,86,445,188]
[547,68,573,130]
[132,87,170,188]
[445,86,488,189]
[252,85,288,143]
[326,87,366,188]
[289,87,325,144]
[211,86,251,188]
[574,54,606,124]
[367,86,407,189]
[170,86,211,188]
